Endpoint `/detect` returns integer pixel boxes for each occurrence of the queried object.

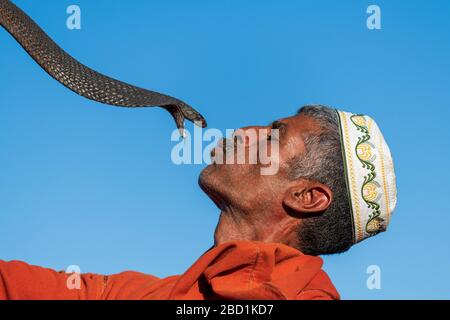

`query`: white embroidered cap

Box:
[336,110,397,244]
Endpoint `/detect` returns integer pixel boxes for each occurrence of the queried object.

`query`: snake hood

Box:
[0,0,207,132]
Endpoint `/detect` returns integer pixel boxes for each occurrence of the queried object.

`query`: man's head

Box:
[199,105,396,255]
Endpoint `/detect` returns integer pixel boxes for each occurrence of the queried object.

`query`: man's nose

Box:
[232,125,267,146]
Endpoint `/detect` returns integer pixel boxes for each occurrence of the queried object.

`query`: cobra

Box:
[0,0,207,134]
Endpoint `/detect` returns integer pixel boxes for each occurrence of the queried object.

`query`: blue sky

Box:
[1,0,449,299]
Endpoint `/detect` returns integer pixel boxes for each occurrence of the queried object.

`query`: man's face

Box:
[199,113,321,214]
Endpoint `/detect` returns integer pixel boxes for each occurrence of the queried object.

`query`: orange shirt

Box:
[0,241,339,300]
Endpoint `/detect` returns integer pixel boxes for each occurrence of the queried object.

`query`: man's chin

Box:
[199,163,220,191]
[199,161,233,187]
[198,164,227,210]
[199,163,215,182]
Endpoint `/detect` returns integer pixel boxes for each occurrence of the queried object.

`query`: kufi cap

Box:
[336,110,397,243]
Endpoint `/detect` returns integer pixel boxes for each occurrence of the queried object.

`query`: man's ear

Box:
[282,180,333,215]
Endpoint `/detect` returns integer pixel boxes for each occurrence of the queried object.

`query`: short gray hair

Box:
[290,105,353,255]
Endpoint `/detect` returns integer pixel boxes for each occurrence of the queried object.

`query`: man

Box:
[0,105,397,300]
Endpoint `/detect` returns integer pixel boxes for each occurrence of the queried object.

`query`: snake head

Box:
[163,103,207,137]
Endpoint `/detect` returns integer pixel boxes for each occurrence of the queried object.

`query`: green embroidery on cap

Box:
[350,115,386,236]
[335,110,357,243]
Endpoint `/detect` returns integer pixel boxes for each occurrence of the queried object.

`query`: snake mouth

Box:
[164,103,207,136]
[179,104,207,128]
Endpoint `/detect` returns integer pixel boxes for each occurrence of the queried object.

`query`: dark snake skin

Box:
[0,0,207,132]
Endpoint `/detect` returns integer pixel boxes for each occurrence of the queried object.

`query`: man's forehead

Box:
[274,113,318,131]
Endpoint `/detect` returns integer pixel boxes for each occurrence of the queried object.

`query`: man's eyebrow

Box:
[269,120,287,136]
[269,120,287,129]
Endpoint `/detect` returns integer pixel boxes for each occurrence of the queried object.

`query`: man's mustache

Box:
[210,136,241,159]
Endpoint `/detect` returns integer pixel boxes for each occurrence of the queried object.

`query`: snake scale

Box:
[0,0,207,133]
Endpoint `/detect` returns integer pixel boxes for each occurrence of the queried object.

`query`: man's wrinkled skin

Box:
[199,113,334,249]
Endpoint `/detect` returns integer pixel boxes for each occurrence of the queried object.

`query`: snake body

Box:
[0,0,206,132]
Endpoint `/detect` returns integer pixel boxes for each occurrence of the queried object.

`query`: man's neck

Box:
[214,209,301,249]
[214,209,256,245]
